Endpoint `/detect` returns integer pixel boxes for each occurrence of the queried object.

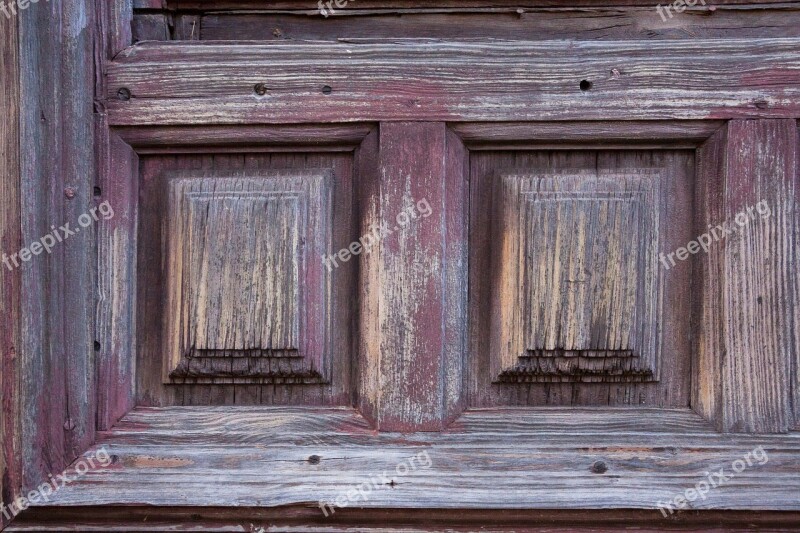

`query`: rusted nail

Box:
[254,83,269,96]
[117,88,131,101]
[591,460,608,474]
[273,28,283,38]
[322,85,333,95]
[64,187,76,199]
[308,455,321,465]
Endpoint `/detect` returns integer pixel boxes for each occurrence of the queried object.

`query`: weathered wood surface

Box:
[163,171,333,385]
[17,0,97,493]
[694,127,727,431]
[134,0,163,8]
[0,7,21,531]
[95,132,138,431]
[357,123,467,431]
[796,125,800,430]
[695,120,798,434]
[107,0,134,58]
[471,150,694,407]
[194,6,800,42]
[491,172,662,384]
[106,39,800,124]
[151,0,796,8]
[94,0,138,433]
[19,407,800,513]
[136,154,354,406]
[131,13,170,43]
[11,507,800,532]
[7,0,800,528]
[451,120,725,149]
[114,124,374,152]
[173,14,201,41]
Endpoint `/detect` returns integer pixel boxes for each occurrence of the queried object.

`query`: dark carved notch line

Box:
[499,349,652,384]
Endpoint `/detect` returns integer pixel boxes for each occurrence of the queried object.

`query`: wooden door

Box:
[2,1,800,531]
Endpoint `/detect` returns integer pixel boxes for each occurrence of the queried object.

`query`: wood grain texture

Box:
[451,121,726,150]
[173,14,200,41]
[61,0,100,469]
[114,124,374,153]
[106,39,800,125]
[197,6,800,42]
[136,154,355,407]
[109,0,134,58]
[471,150,694,407]
[96,132,138,431]
[796,125,800,430]
[694,126,727,429]
[357,123,467,431]
[131,14,170,43]
[491,172,662,384]
[155,0,797,8]
[133,0,164,8]
[0,8,21,530]
[9,507,800,532]
[695,120,798,433]
[17,406,800,513]
[163,171,333,385]
[94,0,139,432]
[18,0,97,494]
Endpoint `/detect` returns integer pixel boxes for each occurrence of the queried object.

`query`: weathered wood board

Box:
[106,39,800,124]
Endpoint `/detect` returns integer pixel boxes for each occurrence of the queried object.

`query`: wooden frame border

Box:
[0,7,21,530]
[12,505,800,531]
[99,119,799,434]
[95,123,375,426]
[1,0,132,524]
[133,4,800,44]
[104,39,800,125]
[452,119,798,432]
[796,125,800,431]
[695,119,798,433]
[5,0,795,528]
[150,0,795,9]
[16,406,800,521]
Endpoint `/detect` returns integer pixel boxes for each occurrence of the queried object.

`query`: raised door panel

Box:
[491,172,662,384]
[163,171,333,385]
[470,150,694,407]
[136,153,355,406]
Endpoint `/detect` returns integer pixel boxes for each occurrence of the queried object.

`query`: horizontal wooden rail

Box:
[107,39,800,124]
